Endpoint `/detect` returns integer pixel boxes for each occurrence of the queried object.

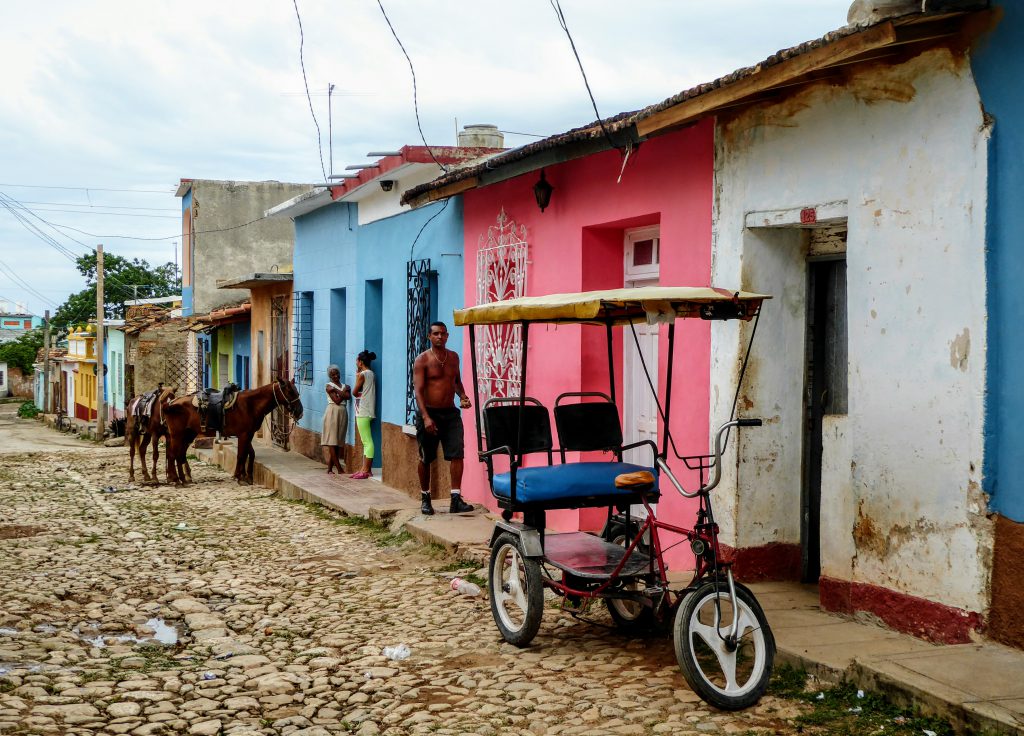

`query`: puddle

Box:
[72,618,178,648]
[145,618,178,645]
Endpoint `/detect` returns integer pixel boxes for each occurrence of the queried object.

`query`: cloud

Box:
[0,0,852,315]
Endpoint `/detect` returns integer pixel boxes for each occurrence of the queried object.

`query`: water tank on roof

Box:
[458,124,504,149]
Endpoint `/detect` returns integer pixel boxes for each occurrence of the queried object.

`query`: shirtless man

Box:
[413,321,474,516]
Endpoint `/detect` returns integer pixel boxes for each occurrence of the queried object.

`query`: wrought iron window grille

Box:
[293,291,314,385]
[406,259,432,425]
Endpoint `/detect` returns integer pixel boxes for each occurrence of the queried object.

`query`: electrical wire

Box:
[408,198,450,262]
[548,0,620,153]
[375,0,448,174]
[16,200,178,212]
[0,183,173,194]
[10,207,177,219]
[0,260,58,308]
[291,0,328,183]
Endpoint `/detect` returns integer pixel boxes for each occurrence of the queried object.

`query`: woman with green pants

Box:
[351,350,377,479]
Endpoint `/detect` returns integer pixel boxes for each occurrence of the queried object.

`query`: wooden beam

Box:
[636,22,898,138]
[405,176,479,208]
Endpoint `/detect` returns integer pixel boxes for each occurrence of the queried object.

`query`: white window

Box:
[624,226,660,281]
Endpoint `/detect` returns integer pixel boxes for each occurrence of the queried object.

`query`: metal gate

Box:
[270,295,291,449]
[406,258,431,424]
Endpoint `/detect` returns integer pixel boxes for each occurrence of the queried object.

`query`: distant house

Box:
[104,320,127,421]
[0,361,7,397]
[175,179,313,393]
[268,136,503,486]
[214,270,294,448]
[0,301,42,345]
[66,326,98,421]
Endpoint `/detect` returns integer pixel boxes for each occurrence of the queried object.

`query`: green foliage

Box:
[17,401,39,418]
[0,327,44,373]
[52,252,178,329]
[769,665,954,735]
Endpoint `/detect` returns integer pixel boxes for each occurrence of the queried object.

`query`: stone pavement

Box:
[204,438,1024,735]
[0,442,815,736]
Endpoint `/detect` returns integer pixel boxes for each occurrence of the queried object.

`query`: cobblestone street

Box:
[0,445,809,736]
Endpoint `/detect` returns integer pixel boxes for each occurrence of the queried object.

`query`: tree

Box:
[52,252,178,329]
[0,328,44,374]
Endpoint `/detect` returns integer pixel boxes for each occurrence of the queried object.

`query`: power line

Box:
[376,0,448,174]
[291,0,328,183]
[548,0,620,154]
[10,206,178,219]
[0,260,58,308]
[16,200,178,212]
[0,183,173,194]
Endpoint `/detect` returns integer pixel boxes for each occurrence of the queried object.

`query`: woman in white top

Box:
[322,364,351,475]
[351,350,377,479]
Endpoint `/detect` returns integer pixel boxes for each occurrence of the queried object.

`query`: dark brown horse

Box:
[162,378,303,485]
[126,387,176,484]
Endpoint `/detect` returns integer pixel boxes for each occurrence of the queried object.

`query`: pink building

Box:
[407,120,715,569]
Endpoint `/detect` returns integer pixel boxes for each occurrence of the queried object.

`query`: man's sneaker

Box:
[420,494,435,516]
[449,495,475,514]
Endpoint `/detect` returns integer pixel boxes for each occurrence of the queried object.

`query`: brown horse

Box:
[162,378,303,486]
[126,387,176,484]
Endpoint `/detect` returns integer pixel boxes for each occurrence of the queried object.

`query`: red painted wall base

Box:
[820,576,984,644]
[720,542,802,582]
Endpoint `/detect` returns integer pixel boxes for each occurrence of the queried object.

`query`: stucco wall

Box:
[184,181,311,316]
[290,195,465,480]
[712,49,991,612]
[460,121,715,561]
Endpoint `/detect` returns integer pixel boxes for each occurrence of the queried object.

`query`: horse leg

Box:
[167,433,181,487]
[235,434,250,484]
[139,433,152,483]
[149,433,161,485]
[128,431,136,482]
[246,442,256,485]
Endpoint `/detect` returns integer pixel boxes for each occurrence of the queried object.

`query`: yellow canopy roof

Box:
[453,286,770,326]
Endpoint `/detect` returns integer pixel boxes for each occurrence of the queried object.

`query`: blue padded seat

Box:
[493,462,658,504]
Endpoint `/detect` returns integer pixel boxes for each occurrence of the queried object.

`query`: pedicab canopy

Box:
[453,286,770,327]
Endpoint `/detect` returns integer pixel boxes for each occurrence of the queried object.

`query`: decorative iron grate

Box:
[476,209,528,407]
[406,259,432,424]
[292,291,313,385]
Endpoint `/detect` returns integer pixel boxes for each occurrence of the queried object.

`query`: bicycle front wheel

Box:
[673,581,774,710]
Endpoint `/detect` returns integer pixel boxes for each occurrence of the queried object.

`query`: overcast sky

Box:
[0,0,852,318]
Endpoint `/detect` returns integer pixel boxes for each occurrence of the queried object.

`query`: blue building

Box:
[267,141,502,490]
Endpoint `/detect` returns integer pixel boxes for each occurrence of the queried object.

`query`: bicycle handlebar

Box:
[657,418,762,499]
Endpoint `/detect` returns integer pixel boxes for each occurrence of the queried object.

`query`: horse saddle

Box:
[193,383,241,432]
[131,388,162,429]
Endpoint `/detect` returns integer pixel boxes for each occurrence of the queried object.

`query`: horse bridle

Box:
[272,381,303,419]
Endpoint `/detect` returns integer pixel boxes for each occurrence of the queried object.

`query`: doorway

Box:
[802,227,848,582]
[623,226,660,470]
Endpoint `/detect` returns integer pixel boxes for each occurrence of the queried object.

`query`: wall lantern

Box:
[379,179,395,192]
[533,169,554,213]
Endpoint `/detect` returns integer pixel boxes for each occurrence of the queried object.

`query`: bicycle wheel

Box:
[673,581,774,710]
[605,533,657,632]
[489,532,543,647]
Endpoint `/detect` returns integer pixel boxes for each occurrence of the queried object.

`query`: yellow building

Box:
[68,326,98,421]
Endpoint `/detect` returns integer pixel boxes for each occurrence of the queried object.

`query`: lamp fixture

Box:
[533,169,553,213]
[379,180,395,192]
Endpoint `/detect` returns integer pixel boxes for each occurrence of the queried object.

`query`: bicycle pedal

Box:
[643,586,665,596]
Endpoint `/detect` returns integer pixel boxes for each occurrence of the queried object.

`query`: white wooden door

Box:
[623,309,660,465]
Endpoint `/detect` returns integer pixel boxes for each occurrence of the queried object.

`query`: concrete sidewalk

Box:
[198,439,1023,735]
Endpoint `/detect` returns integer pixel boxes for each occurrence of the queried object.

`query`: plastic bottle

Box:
[450,577,482,596]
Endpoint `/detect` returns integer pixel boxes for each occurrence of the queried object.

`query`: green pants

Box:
[356,416,375,459]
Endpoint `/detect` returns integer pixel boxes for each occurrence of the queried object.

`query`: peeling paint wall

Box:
[713,48,992,613]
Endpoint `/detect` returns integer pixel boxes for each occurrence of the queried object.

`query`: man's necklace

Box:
[430,347,448,366]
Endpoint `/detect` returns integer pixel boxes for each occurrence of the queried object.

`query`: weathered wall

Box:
[249,281,292,443]
[185,181,311,316]
[6,365,33,399]
[128,320,191,398]
[713,48,991,616]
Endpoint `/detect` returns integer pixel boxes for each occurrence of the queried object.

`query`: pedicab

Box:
[456,286,775,711]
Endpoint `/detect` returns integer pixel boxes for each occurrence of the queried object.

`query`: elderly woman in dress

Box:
[322,364,351,475]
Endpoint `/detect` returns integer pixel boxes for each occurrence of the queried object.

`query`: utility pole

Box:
[95,244,106,439]
[42,309,51,414]
[328,83,335,177]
